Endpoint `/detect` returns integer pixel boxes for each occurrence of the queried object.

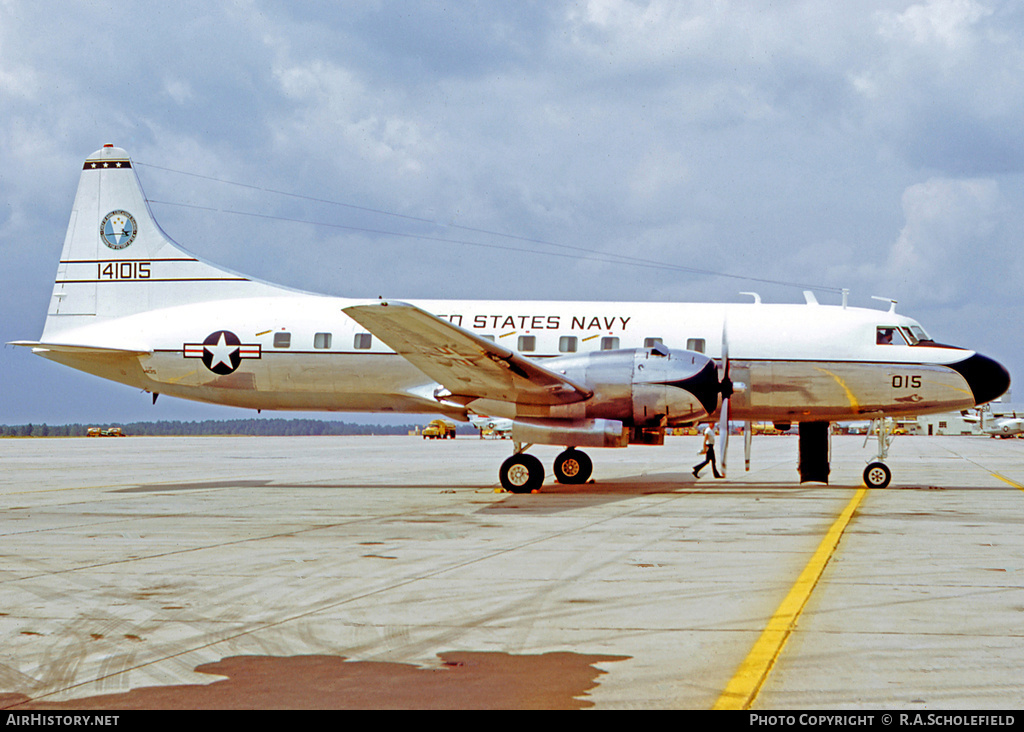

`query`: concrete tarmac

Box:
[1,433,1023,709]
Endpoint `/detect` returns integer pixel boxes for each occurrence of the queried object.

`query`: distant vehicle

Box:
[422,419,457,439]
[671,426,699,436]
[842,421,872,435]
[470,415,512,439]
[87,427,126,437]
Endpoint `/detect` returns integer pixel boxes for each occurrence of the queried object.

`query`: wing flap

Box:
[343,301,592,406]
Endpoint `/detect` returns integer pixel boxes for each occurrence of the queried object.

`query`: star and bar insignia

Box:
[184,330,261,375]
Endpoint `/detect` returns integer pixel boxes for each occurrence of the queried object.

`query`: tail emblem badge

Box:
[100,210,137,250]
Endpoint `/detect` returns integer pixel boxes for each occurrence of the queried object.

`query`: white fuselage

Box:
[38,294,990,425]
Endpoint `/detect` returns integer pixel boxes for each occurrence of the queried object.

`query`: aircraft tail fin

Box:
[42,145,287,340]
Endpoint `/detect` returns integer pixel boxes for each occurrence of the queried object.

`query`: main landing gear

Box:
[499,445,593,493]
[554,448,593,485]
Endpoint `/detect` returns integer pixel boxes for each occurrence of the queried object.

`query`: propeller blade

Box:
[718,318,731,478]
[718,395,729,478]
[744,420,752,471]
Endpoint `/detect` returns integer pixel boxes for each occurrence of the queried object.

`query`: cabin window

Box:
[559,336,578,353]
[481,334,495,342]
[518,335,536,352]
[314,332,332,349]
[274,332,291,348]
[687,338,706,354]
[876,327,908,346]
[601,337,619,350]
[644,337,663,348]
[354,333,373,349]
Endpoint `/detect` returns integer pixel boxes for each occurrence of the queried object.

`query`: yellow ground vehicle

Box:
[672,426,699,436]
[87,427,126,437]
[422,419,456,439]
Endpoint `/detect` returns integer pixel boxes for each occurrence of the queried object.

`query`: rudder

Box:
[43,145,287,339]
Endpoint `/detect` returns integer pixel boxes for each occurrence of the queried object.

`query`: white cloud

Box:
[884,177,1003,302]
[879,0,993,49]
[851,0,1024,174]
[164,79,194,106]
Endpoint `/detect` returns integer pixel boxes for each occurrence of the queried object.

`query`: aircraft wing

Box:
[343,301,593,406]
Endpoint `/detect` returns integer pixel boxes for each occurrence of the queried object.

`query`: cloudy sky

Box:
[2,0,1023,425]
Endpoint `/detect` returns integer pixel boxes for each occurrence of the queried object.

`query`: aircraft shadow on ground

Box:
[115,473,711,494]
[479,472,859,514]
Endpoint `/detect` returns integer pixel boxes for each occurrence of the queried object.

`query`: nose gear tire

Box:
[863,462,891,488]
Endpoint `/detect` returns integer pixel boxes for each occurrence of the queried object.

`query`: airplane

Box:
[10,145,1012,492]
[971,405,1024,438]
[470,415,513,439]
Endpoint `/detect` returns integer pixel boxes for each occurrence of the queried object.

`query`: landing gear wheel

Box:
[554,449,593,485]
[500,454,545,493]
[863,462,892,488]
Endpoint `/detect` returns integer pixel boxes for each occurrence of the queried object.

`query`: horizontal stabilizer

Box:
[343,301,593,406]
[7,341,151,357]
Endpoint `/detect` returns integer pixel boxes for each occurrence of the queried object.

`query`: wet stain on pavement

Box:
[1,651,627,710]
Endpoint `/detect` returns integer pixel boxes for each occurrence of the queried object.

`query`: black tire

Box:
[554,449,593,484]
[863,462,892,488]
[500,454,545,493]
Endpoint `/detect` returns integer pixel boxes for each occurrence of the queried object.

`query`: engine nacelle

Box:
[537,344,719,427]
[465,346,721,448]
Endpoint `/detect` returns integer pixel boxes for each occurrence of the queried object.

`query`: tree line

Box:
[0,419,475,438]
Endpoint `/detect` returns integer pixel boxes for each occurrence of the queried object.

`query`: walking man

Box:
[693,423,722,479]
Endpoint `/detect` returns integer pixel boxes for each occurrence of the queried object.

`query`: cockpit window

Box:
[876,327,908,346]
[884,325,934,346]
[907,325,931,344]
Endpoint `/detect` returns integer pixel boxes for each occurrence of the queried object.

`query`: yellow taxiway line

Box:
[713,487,868,710]
[993,474,1024,492]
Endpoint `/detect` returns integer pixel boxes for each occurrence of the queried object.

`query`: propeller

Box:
[716,318,748,478]
[718,320,733,478]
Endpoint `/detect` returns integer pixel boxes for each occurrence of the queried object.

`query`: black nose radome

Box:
[949,353,1011,406]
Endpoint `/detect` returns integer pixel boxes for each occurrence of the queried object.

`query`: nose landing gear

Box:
[863,461,892,489]
[862,418,895,488]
